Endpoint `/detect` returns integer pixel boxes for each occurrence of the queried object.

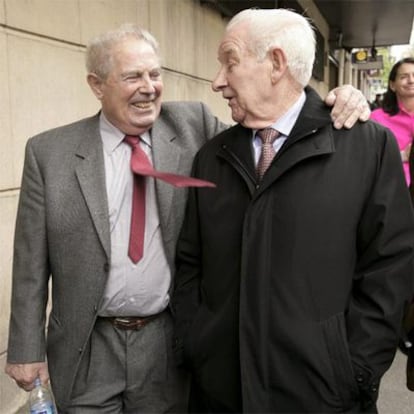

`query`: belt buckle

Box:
[114,317,133,324]
[113,317,138,330]
[114,316,151,330]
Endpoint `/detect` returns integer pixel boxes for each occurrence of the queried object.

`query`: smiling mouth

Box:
[132,102,153,109]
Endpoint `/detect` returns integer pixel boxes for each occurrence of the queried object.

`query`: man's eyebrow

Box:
[222,44,237,55]
[121,67,162,76]
[219,46,239,61]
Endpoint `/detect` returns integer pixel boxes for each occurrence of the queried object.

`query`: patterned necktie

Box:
[124,135,215,263]
[256,128,280,181]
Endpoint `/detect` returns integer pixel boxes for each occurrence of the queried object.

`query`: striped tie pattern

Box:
[256,128,280,180]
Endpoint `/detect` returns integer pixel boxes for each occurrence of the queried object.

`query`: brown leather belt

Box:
[101,314,160,330]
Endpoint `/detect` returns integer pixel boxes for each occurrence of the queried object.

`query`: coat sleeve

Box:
[171,152,204,367]
[170,104,226,365]
[348,127,414,405]
[7,138,50,363]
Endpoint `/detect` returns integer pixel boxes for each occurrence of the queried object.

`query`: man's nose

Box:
[212,67,226,92]
[139,74,156,93]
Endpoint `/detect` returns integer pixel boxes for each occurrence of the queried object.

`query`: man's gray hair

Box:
[227,8,316,87]
[85,23,160,79]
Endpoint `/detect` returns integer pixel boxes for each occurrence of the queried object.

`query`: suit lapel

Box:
[74,116,111,259]
[150,115,181,231]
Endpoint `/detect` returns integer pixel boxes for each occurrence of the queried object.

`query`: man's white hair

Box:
[85,23,160,79]
[227,8,316,87]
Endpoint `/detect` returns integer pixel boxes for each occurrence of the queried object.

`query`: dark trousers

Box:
[188,380,242,413]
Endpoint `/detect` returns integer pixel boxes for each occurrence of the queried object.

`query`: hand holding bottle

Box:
[29,377,57,414]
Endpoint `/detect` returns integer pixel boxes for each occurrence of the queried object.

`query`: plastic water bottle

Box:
[29,377,57,414]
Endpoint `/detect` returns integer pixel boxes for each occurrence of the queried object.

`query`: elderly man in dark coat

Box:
[172,8,414,413]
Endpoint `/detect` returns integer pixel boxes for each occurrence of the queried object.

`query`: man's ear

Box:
[87,73,104,100]
[269,47,287,84]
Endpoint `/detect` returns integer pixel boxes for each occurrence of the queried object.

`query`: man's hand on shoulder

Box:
[325,85,371,129]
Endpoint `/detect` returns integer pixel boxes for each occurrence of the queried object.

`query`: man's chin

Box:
[230,110,244,124]
[131,115,157,130]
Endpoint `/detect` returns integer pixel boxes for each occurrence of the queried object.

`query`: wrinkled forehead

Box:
[113,37,157,55]
[217,24,253,60]
[112,38,161,64]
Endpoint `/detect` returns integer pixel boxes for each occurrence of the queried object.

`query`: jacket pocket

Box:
[322,313,360,410]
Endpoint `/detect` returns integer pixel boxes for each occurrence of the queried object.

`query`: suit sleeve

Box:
[7,138,50,363]
[199,101,229,139]
[347,128,414,405]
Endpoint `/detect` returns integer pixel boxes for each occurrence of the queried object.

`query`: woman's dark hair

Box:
[382,57,414,116]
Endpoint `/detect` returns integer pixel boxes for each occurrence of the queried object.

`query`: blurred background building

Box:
[1,1,413,412]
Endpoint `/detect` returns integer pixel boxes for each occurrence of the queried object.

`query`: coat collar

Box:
[261,87,334,188]
[217,87,335,194]
[283,86,333,149]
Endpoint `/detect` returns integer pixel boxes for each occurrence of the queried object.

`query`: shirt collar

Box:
[99,112,152,154]
[252,91,306,138]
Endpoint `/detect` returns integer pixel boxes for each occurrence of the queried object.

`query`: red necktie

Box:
[256,128,280,180]
[124,135,215,263]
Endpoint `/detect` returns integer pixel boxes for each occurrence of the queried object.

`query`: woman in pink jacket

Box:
[371,57,414,186]
[371,57,414,392]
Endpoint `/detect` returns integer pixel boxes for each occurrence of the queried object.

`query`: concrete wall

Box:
[298,0,330,97]
[0,1,331,411]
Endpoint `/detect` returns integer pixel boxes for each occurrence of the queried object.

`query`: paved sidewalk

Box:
[378,349,414,413]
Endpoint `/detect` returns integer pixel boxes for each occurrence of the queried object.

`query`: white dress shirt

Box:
[98,113,170,317]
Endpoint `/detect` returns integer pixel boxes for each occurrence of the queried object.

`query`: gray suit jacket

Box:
[7,101,226,405]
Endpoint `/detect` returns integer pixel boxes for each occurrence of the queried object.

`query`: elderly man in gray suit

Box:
[5,23,369,413]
